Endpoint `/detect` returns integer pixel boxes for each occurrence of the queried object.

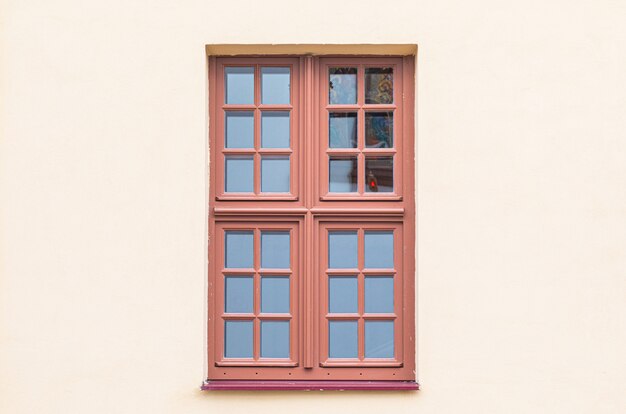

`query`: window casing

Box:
[207,55,415,386]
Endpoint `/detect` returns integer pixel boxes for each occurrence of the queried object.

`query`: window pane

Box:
[225,156,253,193]
[261,156,290,193]
[365,277,394,313]
[329,320,358,358]
[329,157,357,193]
[261,321,290,358]
[261,276,290,313]
[365,112,393,148]
[225,111,254,148]
[329,276,358,313]
[225,231,253,268]
[261,67,290,104]
[329,112,357,148]
[329,68,357,104]
[365,321,394,358]
[224,321,253,358]
[261,231,290,269]
[328,231,358,269]
[261,112,290,148]
[225,67,254,104]
[365,156,393,193]
[364,231,394,268]
[225,276,253,313]
[365,67,393,104]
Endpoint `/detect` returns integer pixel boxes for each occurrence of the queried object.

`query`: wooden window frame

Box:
[318,57,403,201]
[206,55,416,391]
[214,57,301,201]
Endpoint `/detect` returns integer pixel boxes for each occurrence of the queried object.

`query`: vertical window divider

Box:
[303,55,315,369]
[253,228,260,360]
[357,228,365,361]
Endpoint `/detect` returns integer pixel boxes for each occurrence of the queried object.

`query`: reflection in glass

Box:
[261,156,290,193]
[329,158,357,193]
[365,277,394,313]
[329,68,357,104]
[225,111,254,148]
[261,231,290,269]
[329,112,357,148]
[225,276,253,313]
[261,277,290,313]
[365,112,393,148]
[364,231,394,268]
[261,321,290,358]
[225,321,253,358]
[365,156,393,193]
[365,321,394,358]
[225,231,253,268]
[225,67,254,104]
[328,231,358,269]
[225,156,253,193]
[329,276,358,313]
[329,320,358,358]
[261,67,290,104]
[365,68,394,104]
[261,112,290,148]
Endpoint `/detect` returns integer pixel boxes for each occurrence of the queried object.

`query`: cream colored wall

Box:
[2,0,625,413]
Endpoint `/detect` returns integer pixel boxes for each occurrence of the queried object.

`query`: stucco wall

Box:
[1,0,625,413]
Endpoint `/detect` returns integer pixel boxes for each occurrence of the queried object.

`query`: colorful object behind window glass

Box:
[365,67,393,104]
[365,112,393,148]
[329,68,357,104]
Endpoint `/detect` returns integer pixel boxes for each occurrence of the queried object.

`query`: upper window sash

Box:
[214,58,300,201]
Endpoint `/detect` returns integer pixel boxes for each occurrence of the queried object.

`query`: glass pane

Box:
[365,156,393,193]
[329,158,357,193]
[225,276,253,313]
[261,321,290,358]
[225,111,254,148]
[365,112,393,148]
[365,277,394,313]
[261,112,290,148]
[329,276,358,313]
[329,112,357,148]
[365,67,394,104]
[225,156,253,193]
[225,67,254,104]
[329,68,357,104]
[329,320,358,358]
[261,231,290,269]
[224,321,253,358]
[365,321,394,358]
[261,156,290,193]
[328,231,357,269]
[364,231,394,268]
[225,231,253,268]
[261,276,290,313]
[261,67,290,104]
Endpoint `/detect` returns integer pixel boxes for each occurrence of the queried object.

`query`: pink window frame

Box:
[213,221,300,367]
[318,57,404,201]
[214,57,300,201]
[207,55,416,389]
[318,222,404,368]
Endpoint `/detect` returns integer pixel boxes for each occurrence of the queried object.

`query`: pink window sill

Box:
[202,380,419,391]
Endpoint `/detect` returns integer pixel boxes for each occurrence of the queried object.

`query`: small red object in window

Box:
[367,170,378,192]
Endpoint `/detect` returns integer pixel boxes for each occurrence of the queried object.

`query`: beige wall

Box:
[2,0,626,412]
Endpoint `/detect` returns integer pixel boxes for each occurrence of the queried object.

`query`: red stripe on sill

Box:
[201,380,419,391]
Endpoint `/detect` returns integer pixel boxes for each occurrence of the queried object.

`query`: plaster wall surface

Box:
[1,1,625,413]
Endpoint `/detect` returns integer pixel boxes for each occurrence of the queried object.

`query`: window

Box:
[206,55,416,390]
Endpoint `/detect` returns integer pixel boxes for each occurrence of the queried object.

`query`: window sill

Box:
[201,380,419,391]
